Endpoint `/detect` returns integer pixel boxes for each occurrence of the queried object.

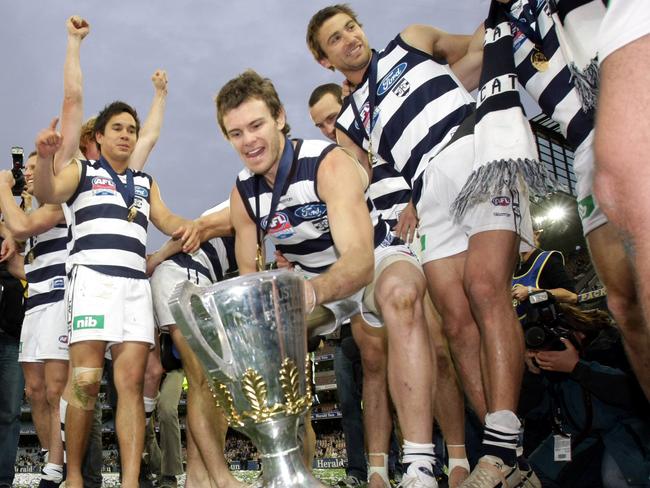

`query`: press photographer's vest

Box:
[236,139,389,274]
[65,159,152,279]
[513,249,562,319]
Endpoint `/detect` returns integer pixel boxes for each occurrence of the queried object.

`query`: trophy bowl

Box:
[169,269,328,487]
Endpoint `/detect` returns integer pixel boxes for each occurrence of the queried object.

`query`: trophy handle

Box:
[169,281,236,381]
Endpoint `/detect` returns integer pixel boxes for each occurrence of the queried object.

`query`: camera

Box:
[522,291,573,351]
[11,146,26,196]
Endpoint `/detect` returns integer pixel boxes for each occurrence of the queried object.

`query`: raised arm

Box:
[0,173,64,240]
[148,180,199,253]
[401,23,484,92]
[311,147,374,307]
[53,15,89,174]
[229,185,261,275]
[33,118,80,204]
[128,70,168,171]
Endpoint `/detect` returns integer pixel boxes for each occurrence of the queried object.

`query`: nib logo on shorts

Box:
[73,315,104,330]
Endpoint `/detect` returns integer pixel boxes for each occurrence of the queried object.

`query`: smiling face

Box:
[316,13,371,77]
[24,155,37,194]
[309,92,342,142]
[95,112,137,168]
[222,97,286,185]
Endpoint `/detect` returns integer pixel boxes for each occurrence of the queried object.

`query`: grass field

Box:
[13,468,348,487]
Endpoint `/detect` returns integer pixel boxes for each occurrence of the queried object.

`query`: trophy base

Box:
[244,416,329,488]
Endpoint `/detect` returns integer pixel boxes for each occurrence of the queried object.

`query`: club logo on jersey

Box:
[392,78,410,97]
[294,204,327,220]
[263,212,295,240]
[377,62,407,96]
[354,103,380,132]
[134,186,149,198]
[50,278,65,290]
[312,216,330,232]
[492,196,511,207]
[91,177,116,196]
[72,315,105,330]
[58,335,69,345]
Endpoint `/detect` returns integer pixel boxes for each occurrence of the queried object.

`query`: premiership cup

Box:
[169,270,328,487]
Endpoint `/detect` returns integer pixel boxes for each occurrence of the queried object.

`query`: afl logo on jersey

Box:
[492,196,511,207]
[294,204,327,220]
[264,212,295,240]
[91,177,116,196]
[354,103,381,131]
[377,62,407,96]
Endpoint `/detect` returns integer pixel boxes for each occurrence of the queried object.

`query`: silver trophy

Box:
[169,270,328,487]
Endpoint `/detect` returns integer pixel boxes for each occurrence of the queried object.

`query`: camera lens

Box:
[525,326,546,349]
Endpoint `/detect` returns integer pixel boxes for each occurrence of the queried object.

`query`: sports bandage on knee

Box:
[368,453,390,487]
[68,367,103,410]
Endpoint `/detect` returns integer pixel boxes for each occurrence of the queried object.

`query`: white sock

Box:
[144,395,157,426]
[42,462,63,482]
[59,398,68,464]
[402,439,436,466]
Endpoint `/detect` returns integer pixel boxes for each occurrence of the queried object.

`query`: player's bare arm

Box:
[129,70,168,171]
[54,15,89,174]
[401,23,484,91]
[149,180,200,253]
[230,185,261,275]
[310,147,374,307]
[33,118,81,204]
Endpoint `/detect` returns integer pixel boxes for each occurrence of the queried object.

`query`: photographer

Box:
[524,296,650,487]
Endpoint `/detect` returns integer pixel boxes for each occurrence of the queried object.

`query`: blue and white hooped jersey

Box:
[168,236,237,284]
[510,0,594,149]
[65,159,152,279]
[236,139,391,274]
[368,160,411,231]
[336,35,475,204]
[24,221,69,312]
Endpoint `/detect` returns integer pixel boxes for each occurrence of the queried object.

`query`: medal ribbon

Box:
[504,0,545,49]
[350,51,379,152]
[253,137,295,269]
[99,156,135,210]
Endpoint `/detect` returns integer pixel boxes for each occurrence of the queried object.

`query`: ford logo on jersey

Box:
[492,196,511,206]
[377,62,407,96]
[294,204,327,220]
[263,212,295,240]
[134,186,149,198]
[51,278,65,290]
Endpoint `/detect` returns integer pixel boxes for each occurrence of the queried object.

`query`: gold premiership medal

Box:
[256,244,265,272]
[27,250,34,264]
[127,205,138,222]
[531,49,549,72]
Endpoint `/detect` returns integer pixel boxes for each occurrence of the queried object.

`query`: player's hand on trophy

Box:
[303,278,317,314]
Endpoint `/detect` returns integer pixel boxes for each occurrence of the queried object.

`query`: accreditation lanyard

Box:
[254,137,294,271]
[350,51,379,166]
[99,156,135,213]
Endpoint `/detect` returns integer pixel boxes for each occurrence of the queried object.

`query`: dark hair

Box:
[306,4,361,64]
[93,101,140,149]
[215,69,291,137]
[308,83,343,108]
[558,303,613,342]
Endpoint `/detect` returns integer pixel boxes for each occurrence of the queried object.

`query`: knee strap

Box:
[68,367,103,411]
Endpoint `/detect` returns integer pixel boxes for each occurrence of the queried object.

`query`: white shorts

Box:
[66,265,155,350]
[302,239,422,333]
[19,301,69,362]
[417,134,534,264]
[573,131,608,235]
[598,0,650,63]
[151,260,213,332]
